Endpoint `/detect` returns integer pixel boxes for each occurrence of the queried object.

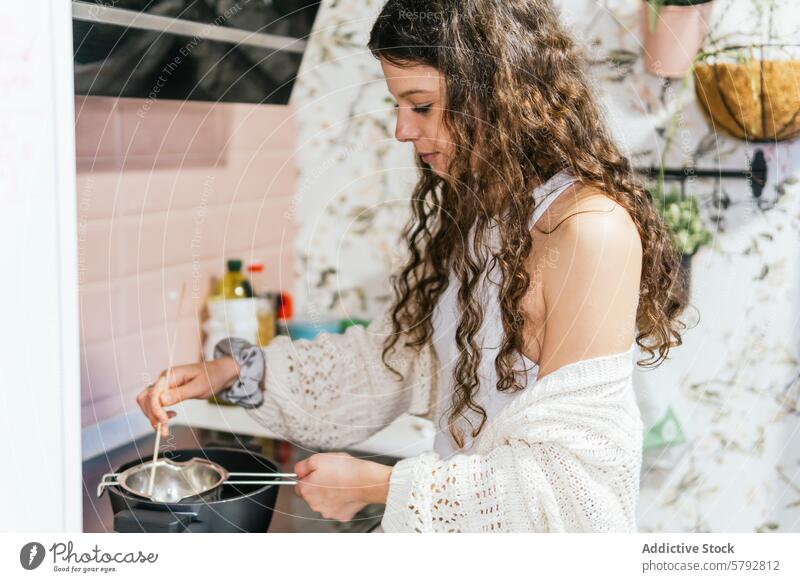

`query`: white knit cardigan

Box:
[247,308,643,533]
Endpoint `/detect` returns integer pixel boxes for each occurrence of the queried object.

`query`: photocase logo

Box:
[19,542,46,570]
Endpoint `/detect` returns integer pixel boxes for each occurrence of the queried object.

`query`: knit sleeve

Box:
[245,308,437,451]
[380,351,643,532]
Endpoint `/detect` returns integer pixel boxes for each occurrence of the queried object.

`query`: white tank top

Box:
[431,170,579,458]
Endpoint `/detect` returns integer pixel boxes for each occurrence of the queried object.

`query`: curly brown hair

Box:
[368,0,688,448]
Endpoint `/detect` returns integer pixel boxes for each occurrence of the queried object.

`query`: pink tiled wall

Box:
[75,96,297,428]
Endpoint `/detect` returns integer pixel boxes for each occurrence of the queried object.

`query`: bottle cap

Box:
[227,259,243,272]
[276,292,293,320]
[247,261,264,273]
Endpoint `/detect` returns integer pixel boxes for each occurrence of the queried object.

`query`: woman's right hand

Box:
[136,357,239,436]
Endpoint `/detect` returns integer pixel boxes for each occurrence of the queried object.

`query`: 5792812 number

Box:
[730,560,780,571]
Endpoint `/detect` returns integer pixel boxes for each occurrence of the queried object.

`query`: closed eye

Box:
[392,103,433,115]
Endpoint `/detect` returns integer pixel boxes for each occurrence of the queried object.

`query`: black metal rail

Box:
[635,148,768,200]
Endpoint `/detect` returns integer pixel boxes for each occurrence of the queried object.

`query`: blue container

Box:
[281,319,343,341]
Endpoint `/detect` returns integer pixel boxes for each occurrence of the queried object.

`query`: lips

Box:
[419,152,439,164]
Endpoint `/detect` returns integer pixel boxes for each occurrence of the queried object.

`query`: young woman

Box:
[137,0,687,532]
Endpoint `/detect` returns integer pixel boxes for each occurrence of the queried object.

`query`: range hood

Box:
[72,0,320,105]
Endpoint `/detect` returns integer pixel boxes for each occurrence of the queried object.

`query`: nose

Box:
[394,109,420,143]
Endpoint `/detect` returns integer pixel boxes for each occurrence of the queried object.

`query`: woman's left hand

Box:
[293,452,393,522]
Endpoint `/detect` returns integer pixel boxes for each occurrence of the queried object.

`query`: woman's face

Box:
[380,58,453,177]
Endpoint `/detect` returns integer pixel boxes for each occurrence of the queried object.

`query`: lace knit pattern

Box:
[247,308,642,532]
[381,346,642,532]
[247,309,437,451]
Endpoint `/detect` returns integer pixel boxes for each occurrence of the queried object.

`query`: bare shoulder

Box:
[528,181,643,288]
[530,183,643,377]
[535,182,640,247]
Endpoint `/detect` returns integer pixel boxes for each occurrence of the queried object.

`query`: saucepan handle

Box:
[225,472,298,486]
[96,473,120,498]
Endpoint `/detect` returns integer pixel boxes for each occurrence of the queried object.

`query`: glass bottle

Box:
[221,259,252,299]
[247,261,275,346]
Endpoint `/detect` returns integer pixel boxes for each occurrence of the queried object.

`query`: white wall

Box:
[0,0,82,531]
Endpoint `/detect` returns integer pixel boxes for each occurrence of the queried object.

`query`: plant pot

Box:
[641,1,714,78]
[679,253,693,297]
[694,45,800,142]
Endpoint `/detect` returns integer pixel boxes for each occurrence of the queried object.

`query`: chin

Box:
[427,161,446,178]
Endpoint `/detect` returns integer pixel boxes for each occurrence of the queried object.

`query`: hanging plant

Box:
[641,0,715,78]
[652,185,712,257]
[693,43,800,142]
[692,1,800,141]
[651,184,712,295]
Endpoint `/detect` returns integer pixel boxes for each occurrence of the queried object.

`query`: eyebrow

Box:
[398,89,433,99]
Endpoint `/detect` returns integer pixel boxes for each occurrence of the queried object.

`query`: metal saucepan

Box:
[97,456,296,503]
[100,448,291,533]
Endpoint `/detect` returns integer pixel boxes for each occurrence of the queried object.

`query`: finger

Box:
[160,378,203,406]
[294,459,310,479]
[138,389,158,427]
[159,384,184,407]
[148,380,167,425]
[294,482,306,499]
[296,457,319,479]
[149,376,171,426]
[136,391,147,416]
[166,410,177,419]
[160,422,170,438]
